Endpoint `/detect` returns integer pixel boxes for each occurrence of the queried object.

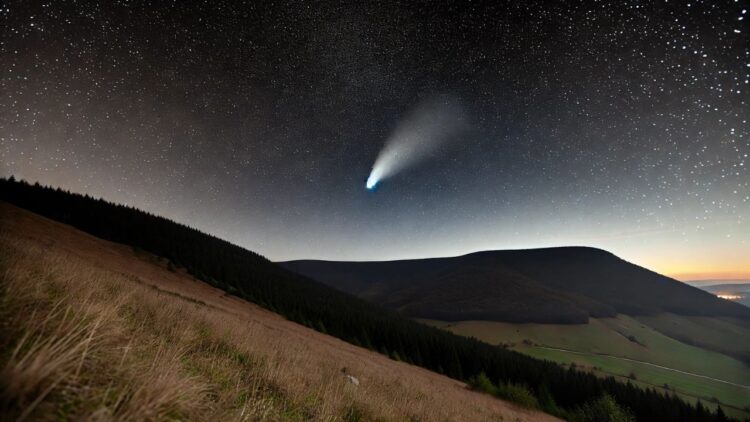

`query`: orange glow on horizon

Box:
[665,270,750,282]
[644,254,750,282]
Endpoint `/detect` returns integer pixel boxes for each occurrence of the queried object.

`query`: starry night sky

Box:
[1,1,749,280]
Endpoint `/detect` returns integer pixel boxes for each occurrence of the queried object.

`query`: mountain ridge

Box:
[282,247,750,324]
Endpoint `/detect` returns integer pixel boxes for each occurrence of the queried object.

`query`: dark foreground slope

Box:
[0,178,732,421]
[283,248,750,324]
[0,202,555,421]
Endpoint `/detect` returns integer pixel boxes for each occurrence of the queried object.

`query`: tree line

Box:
[0,177,740,422]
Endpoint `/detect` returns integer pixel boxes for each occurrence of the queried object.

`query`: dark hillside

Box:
[283,248,750,323]
[461,248,748,317]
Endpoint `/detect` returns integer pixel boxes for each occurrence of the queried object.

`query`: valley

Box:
[285,253,750,420]
[421,316,750,419]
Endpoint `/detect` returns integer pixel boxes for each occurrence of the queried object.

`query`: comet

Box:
[365,96,466,190]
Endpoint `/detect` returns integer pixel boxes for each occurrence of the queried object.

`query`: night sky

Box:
[2,1,749,280]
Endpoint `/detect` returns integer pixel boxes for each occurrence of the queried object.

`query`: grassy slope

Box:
[635,314,750,364]
[519,347,749,420]
[0,203,558,422]
[421,317,750,418]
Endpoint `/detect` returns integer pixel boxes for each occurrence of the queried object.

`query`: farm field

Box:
[635,313,750,364]
[421,316,750,418]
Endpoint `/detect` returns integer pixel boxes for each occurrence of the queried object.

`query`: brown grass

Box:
[0,202,558,421]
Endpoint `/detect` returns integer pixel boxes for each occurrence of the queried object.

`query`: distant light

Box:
[717,294,744,300]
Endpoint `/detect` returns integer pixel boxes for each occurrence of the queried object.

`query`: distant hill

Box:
[687,280,750,287]
[694,283,750,293]
[283,248,750,324]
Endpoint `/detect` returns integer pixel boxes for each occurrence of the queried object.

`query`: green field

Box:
[420,315,750,418]
[636,313,750,362]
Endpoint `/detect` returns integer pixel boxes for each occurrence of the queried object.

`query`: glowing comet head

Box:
[366,176,378,190]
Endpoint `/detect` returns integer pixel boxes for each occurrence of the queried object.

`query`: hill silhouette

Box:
[282,248,750,324]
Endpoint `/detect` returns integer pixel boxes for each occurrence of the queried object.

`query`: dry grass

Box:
[0,202,558,421]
